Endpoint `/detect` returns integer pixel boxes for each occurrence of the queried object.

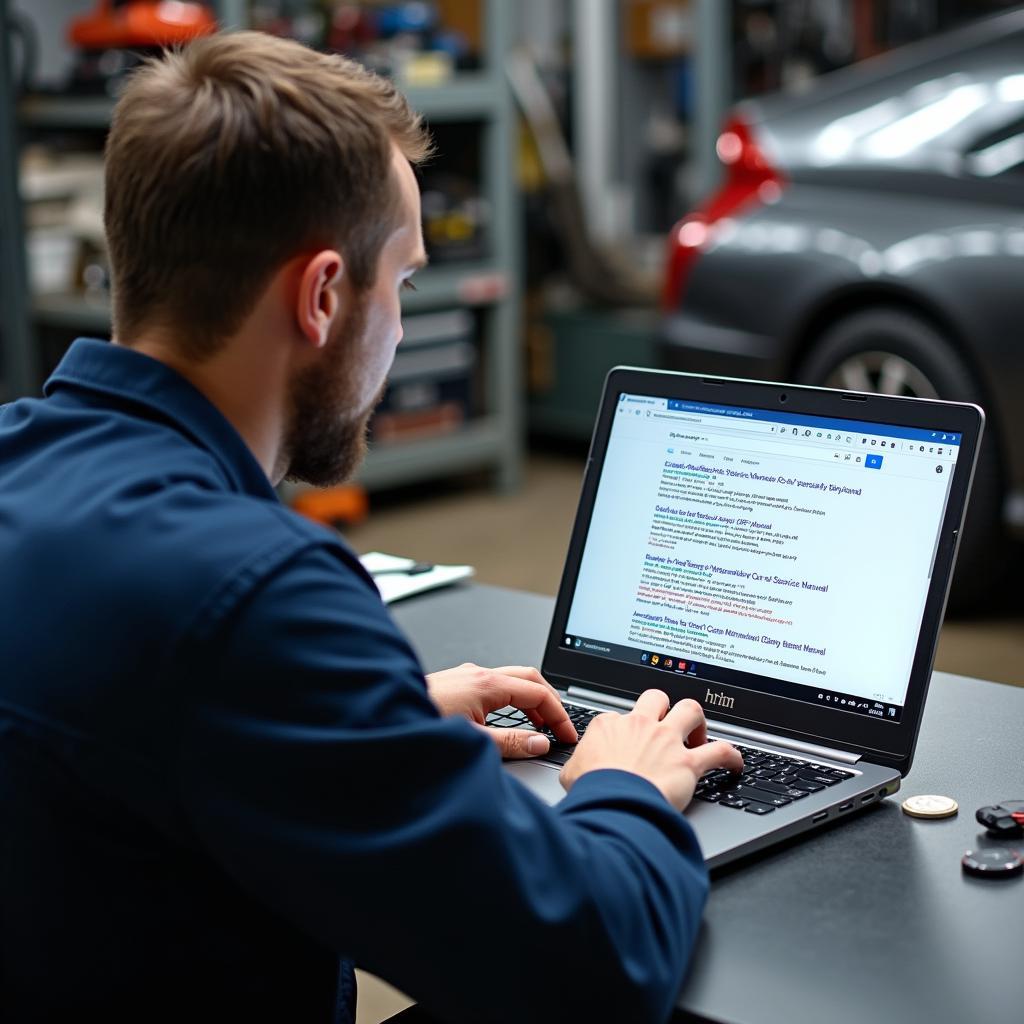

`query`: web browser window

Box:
[563,393,962,723]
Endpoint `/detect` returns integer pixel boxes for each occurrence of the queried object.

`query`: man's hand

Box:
[559,690,743,811]
[425,662,577,759]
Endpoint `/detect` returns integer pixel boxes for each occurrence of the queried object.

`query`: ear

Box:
[295,250,344,349]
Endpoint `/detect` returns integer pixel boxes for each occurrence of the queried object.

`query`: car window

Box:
[964,113,1024,179]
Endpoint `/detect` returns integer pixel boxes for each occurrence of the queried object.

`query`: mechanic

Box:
[0,31,741,1024]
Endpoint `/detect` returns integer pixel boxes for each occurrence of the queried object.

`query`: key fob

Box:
[976,801,1024,837]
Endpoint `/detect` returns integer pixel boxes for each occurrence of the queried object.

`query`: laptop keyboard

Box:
[485,703,600,764]
[693,746,855,815]
[485,703,856,816]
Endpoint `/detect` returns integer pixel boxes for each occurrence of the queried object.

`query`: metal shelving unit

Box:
[17,76,504,131]
[1,0,521,492]
[32,262,511,328]
[16,94,117,131]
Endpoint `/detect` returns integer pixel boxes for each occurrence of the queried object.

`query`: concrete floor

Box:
[341,451,1023,1023]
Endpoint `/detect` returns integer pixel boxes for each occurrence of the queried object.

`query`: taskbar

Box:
[560,632,903,723]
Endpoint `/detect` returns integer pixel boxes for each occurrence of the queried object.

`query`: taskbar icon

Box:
[816,690,900,720]
[641,651,699,676]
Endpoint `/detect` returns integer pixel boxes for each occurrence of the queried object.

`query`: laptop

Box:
[489,367,983,868]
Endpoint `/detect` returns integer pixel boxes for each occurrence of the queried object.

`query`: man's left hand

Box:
[425,663,577,760]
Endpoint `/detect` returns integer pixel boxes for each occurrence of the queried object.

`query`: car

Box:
[660,8,1024,610]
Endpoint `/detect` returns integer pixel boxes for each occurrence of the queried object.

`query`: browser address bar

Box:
[667,427,857,466]
[651,411,774,436]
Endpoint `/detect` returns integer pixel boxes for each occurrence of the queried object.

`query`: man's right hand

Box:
[559,690,744,811]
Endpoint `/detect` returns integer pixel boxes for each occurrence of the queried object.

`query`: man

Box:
[0,32,742,1024]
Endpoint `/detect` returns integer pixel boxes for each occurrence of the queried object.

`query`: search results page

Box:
[565,394,961,717]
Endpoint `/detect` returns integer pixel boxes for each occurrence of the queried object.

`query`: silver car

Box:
[661,9,1024,609]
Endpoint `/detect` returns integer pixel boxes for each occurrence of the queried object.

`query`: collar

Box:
[44,338,279,502]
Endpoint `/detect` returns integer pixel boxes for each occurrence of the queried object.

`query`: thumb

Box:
[488,727,550,760]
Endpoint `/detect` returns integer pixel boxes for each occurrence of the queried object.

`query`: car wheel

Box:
[797,307,1005,613]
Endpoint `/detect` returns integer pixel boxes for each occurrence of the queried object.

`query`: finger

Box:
[493,666,563,706]
[631,689,670,721]
[524,708,545,730]
[485,726,551,760]
[497,677,577,744]
[666,698,708,746]
[688,739,744,776]
[485,667,575,742]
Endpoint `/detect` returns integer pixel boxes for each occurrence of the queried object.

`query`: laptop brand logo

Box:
[705,688,735,710]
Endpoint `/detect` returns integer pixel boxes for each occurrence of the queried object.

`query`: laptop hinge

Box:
[567,685,637,712]
[707,719,862,765]
[566,687,861,765]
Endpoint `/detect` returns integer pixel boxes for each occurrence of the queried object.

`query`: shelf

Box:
[358,419,505,490]
[30,263,509,332]
[18,75,501,133]
[404,76,502,122]
[403,263,509,311]
[32,294,111,331]
[18,95,115,131]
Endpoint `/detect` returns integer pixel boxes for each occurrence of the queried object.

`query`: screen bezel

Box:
[542,367,984,777]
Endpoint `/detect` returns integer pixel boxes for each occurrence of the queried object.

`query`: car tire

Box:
[796,307,1005,613]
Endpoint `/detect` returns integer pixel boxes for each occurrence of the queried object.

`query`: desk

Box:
[393,584,1024,1024]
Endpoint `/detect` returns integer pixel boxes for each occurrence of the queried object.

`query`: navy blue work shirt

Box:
[0,338,709,1024]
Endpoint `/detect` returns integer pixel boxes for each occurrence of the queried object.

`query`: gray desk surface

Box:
[393,584,1024,1024]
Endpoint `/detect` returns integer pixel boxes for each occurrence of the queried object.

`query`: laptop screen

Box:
[562,392,963,726]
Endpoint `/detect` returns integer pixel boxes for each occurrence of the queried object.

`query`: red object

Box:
[69,0,217,50]
[327,4,377,54]
[662,114,787,311]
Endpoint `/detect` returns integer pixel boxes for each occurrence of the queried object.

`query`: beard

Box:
[282,296,385,488]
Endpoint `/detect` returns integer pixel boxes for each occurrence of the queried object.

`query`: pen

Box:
[370,562,435,577]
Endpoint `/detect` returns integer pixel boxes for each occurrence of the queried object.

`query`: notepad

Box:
[359,551,475,604]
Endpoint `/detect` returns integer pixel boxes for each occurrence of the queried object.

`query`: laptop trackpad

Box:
[506,760,565,804]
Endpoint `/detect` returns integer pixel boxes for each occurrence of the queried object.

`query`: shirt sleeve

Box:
[175,543,709,1024]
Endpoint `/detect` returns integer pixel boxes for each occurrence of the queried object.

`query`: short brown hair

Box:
[104,31,430,356]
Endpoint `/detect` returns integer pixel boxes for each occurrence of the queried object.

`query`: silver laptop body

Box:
[505,703,899,868]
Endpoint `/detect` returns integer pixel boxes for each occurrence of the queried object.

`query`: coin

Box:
[902,794,959,819]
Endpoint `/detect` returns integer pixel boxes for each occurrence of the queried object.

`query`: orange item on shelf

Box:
[291,485,369,528]
[69,0,217,51]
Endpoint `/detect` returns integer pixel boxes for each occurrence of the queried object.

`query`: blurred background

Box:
[3,3,1023,1017]
[1,0,1021,687]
